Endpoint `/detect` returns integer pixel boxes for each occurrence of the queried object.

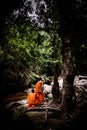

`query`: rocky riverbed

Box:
[0,75,87,130]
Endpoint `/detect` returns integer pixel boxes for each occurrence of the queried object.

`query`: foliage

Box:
[1,0,87,92]
[0,19,62,89]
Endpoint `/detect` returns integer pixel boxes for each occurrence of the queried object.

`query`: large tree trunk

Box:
[52,64,61,103]
[61,35,76,113]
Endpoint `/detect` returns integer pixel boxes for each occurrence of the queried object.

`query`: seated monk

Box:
[27,78,45,108]
[35,77,45,104]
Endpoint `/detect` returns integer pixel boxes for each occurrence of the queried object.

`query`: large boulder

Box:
[74,75,87,109]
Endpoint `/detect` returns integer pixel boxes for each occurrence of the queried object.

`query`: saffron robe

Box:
[27,80,45,108]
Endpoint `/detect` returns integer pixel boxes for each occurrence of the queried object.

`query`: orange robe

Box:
[27,80,45,108]
[35,80,44,103]
[27,93,38,108]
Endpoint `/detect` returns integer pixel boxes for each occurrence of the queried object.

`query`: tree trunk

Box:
[61,35,76,113]
[52,64,61,103]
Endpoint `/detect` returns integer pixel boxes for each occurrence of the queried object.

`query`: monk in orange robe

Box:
[35,77,45,104]
[27,78,45,108]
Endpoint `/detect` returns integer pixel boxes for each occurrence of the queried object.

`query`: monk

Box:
[27,77,45,108]
[35,77,45,104]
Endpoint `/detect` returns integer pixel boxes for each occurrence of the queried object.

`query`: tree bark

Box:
[52,64,61,103]
[61,35,76,113]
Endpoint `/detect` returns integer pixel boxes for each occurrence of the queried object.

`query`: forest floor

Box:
[0,90,87,130]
